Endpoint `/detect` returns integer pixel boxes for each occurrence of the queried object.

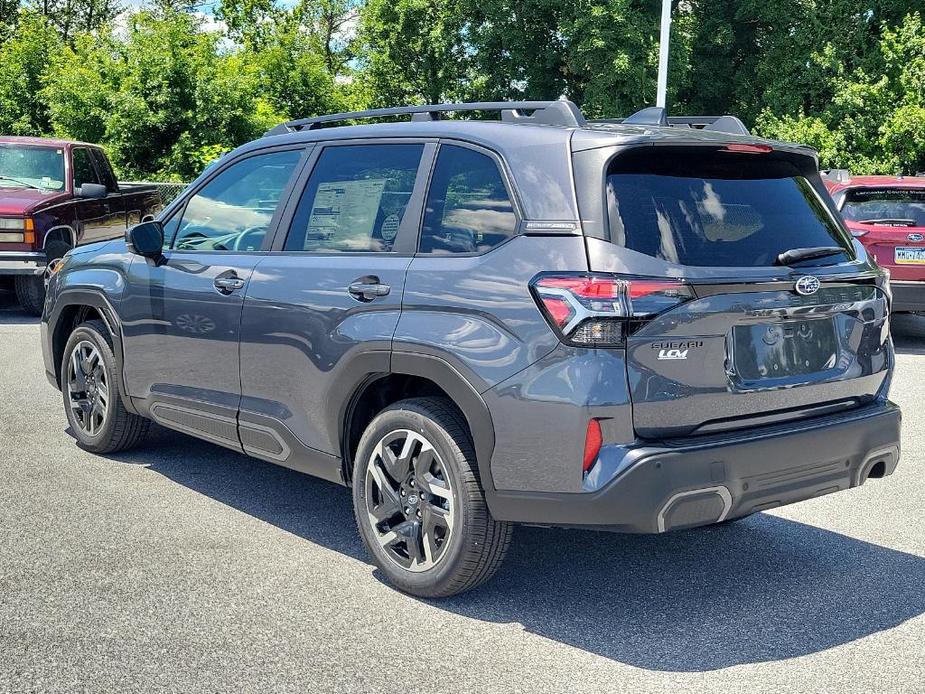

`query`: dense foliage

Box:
[0,0,922,179]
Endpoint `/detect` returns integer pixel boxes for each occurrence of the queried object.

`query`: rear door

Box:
[237,140,433,477]
[585,145,891,438]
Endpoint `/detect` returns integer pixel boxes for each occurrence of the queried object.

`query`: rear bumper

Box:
[889,280,925,312]
[0,251,45,275]
[487,402,901,533]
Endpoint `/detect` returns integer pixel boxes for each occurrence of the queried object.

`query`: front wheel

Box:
[61,320,149,453]
[14,274,44,316]
[352,397,512,598]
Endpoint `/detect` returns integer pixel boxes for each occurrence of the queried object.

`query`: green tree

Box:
[0,11,61,135]
[357,0,469,106]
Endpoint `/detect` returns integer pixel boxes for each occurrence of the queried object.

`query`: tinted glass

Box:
[91,149,118,192]
[284,144,423,252]
[170,149,302,252]
[606,150,853,267]
[0,145,65,191]
[419,145,517,254]
[72,148,100,188]
[842,188,925,227]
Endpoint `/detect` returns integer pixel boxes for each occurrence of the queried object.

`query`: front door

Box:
[72,147,123,244]
[120,147,306,450]
[238,141,433,478]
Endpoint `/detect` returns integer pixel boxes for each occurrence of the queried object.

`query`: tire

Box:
[61,319,149,454]
[352,396,512,598]
[14,274,45,316]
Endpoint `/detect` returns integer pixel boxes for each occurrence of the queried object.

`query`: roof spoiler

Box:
[595,107,751,136]
[265,99,587,136]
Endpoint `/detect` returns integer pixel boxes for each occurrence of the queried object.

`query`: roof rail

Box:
[593,107,751,136]
[265,100,587,136]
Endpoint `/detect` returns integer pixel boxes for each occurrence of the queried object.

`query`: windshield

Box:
[605,150,853,268]
[842,188,925,226]
[0,144,65,191]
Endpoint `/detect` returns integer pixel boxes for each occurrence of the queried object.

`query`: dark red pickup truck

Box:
[0,137,162,314]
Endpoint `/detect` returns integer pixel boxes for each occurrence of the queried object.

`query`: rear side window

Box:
[284,144,423,253]
[419,145,517,254]
[605,149,852,267]
[842,188,925,227]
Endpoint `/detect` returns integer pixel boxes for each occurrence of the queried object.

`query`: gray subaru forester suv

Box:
[40,101,901,597]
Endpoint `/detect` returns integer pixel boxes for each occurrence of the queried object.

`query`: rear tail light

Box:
[531,273,694,346]
[721,143,773,154]
[849,229,868,238]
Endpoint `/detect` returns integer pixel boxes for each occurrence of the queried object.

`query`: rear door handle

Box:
[348,279,391,301]
[214,275,246,294]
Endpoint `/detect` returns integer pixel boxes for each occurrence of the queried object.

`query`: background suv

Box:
[41,101,901,598]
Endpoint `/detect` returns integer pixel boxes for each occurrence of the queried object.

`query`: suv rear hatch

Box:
[573,145,891,438]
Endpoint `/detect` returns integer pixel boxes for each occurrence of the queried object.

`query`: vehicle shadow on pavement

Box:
[109,425,925,674]
[891,313,925,353]
[0,289,39,325]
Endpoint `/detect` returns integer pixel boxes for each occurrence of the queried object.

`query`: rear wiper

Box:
[857,218,917,226]
[775,246,846,266]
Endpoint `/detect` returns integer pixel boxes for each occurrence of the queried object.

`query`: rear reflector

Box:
[531,273,693,346]
[583,419,602,474]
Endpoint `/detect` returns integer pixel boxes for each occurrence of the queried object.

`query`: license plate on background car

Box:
[895,247,925,264]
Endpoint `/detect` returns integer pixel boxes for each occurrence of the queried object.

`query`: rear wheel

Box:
[352,397,512,598]
[62,319,149,453]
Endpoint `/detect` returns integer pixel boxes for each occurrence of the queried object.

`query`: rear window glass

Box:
[842,188,925,227]
[605,150,852,267]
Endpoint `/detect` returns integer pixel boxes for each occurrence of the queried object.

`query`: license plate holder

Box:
[895,246,925,264]
[732,318,839,381]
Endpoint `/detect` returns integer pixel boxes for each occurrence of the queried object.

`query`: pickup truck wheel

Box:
[352,397,512,598]
[13,275,45,316]
[61,319,149,454]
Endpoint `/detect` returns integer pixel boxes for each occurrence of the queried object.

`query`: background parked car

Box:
[0,137,162,315]
[824,171,925,314]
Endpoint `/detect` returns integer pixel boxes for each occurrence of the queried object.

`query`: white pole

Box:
[656,0,672,108]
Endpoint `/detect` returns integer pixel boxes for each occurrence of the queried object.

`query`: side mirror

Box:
[126,220,165,259]
[76,182,108,199]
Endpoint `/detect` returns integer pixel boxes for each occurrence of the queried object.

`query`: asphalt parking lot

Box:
[1,289,924,694]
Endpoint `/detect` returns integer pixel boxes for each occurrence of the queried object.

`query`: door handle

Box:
[348,279,391,301]
[214,275,246,294]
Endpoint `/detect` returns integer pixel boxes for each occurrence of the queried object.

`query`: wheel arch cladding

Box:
[341,353,496,491]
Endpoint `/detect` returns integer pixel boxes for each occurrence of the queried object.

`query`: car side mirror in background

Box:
[126,220,165,261]
[76,182,108,199]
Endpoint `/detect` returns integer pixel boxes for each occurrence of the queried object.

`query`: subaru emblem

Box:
[908,233,924,242]
[795,275,820,296]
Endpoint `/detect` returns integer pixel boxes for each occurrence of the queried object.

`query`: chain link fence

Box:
[124,181,189,207]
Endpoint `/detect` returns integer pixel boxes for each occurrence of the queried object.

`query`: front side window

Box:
[284,144,423,253]
[0,145,65,191]
[72,148,100,189]
[842,188,925,227]
[170,149,302,252]
[90,150,118,192]
[606,149,854,267]
[419,145,517,254]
